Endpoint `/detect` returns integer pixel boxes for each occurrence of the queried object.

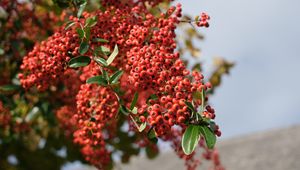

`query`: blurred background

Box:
[178,0,300,138]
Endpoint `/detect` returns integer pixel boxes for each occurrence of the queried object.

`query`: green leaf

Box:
[79,41,89,54]
[182,125,201,155]
[84,27,91,40]
[53,0,70,8]
[25,107,40,123]
[86,75,107,86]
[199,125,216,149]
[147,128,157,142]
[146,94,158,105]
[147,94,158,100]
[76,28,84,39]
[192,63,202,72]
[102,69,109,81]
[85,16,97,27]
[138,122,147,132]
[92,38,109,43]
[185,101,195,112]
[94,57,108,66]
[109,70,123,84]
[130,92,139,110]
[68,56,91,68]
[209,121,217,132]
[65,21,75,30]
[107,65,118,71]
[97,46,111,56]
[106,44,119,65]
[201,118,210,125]
[131,107,138,114]
[148,128,156,139]
[0,84,20,91]
[119,105,129,116]
[77,1,87,18]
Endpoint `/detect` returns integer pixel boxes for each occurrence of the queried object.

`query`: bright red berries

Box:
[196,12,211,27]
[19,1,221,170]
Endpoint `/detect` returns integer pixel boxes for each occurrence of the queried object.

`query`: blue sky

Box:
[178,0,300,138]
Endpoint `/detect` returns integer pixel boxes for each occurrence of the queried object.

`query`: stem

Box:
[112,88,120,102]
[201,89,205,113]
[129,115,139,129]
[79,23,87,40]
[189,22,197,30]
[179,19,197,23]
[94,60,121,107]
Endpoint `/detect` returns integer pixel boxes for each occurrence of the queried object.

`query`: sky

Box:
[177,0,300,138]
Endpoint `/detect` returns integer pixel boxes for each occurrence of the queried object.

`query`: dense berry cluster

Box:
[19,30,80,90]
[19,1,221,170]
[56,106,77,137]
[56,69,82,105]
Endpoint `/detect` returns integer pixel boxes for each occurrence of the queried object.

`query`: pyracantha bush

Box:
[0,0,228,170]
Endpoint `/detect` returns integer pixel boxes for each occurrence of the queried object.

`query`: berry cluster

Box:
[56,106,77,137]
[201,141,225,170]
[73,84,119,168]
[56,69,82,105]
[19,30,80,91]
[19,1,222,170]
[196,12,211,27]
[101,0,174,7]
